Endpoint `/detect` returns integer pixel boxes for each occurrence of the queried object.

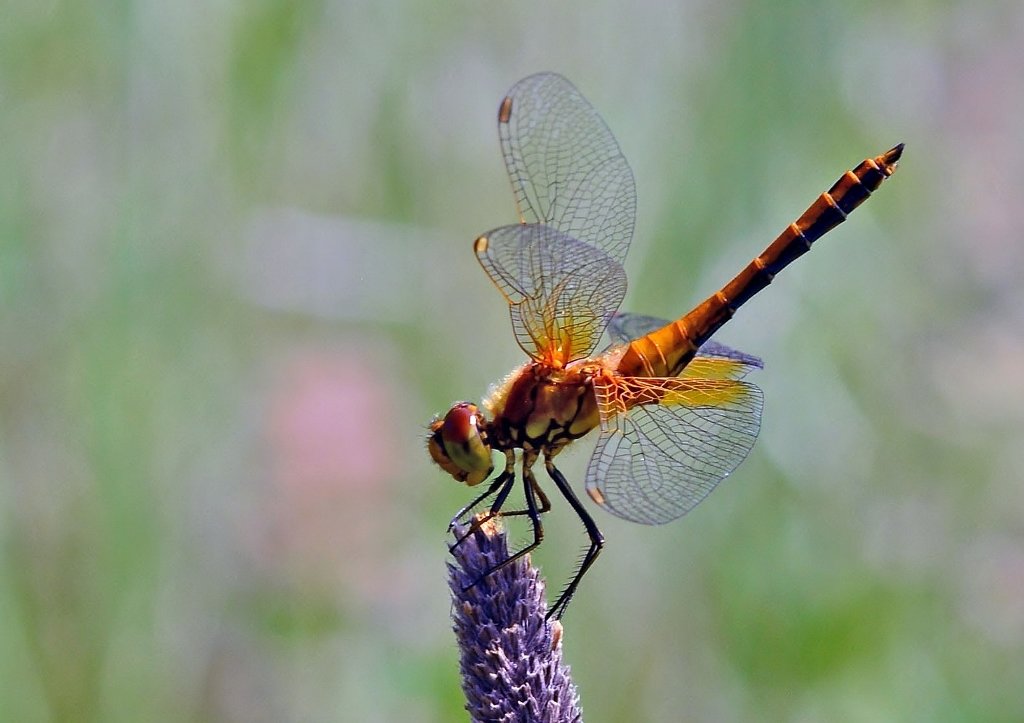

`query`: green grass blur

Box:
[2,1,1023,721]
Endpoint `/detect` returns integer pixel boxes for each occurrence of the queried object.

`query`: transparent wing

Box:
[498,72,636,266]
[476,223,626,365]
[607,312,764,377]
[586,375,763,525]
[605,311,669,344]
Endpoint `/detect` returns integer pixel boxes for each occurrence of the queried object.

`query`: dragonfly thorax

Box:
[483,360,602,455]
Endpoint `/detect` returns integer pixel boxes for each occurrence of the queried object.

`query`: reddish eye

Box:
[441,403,477,447]
[427,402,493,487]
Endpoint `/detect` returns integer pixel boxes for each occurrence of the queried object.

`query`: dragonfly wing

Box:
[606,312,669,344]
[499,72,636,266]
[477,223,626,364]
[587,375,763,525]
[695,340,764,370]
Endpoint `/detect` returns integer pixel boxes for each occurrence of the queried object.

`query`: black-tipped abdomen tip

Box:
[876,143,904,175]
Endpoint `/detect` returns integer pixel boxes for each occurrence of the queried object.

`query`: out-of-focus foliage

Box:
[1,1,1022,721]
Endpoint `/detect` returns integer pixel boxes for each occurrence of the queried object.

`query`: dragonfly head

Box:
[428,402,494,486]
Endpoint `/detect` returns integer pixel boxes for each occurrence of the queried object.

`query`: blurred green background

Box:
[2,1,1022,721]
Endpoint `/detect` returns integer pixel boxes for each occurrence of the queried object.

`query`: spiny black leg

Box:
[482,473,552,519]
[464,467,545,591]
[450,452,518,548]
[454,467,553,566]
[530,475,552,514]
[448,470,510,531]
[545,459,605,621]
[451,469,515,550]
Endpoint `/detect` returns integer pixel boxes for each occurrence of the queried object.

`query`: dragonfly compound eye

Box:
[427,402,493,486]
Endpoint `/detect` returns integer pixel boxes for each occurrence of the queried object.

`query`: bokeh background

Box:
[2,1,1023,721]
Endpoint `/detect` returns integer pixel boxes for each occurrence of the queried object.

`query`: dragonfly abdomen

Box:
[618,144,904,379]
[614,319,698,378]
[758,143,903,279]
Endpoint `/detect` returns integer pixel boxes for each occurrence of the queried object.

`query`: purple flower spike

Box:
[448,517,583,723]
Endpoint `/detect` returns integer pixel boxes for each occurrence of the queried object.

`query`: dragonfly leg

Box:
[531,476,552,514]
[449,451,515,530]
[545,457,605,621]
[462,460,546,592]
[450,468,515,550]
[451,454,552,554]
[449,471,508,530]
[496,474,552,518]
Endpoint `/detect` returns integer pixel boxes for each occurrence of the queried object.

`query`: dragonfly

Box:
[429,72,902,620]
